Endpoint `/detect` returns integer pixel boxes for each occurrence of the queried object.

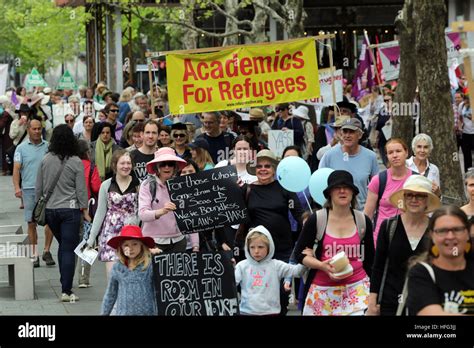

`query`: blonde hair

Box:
[192,147,214,170]
[247,231,270,249]
[119,88,133,102]
[117,239,151,271]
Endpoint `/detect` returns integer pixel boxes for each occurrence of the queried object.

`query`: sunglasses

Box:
[433,226,466,236]
[109,109,119,113]
[66,119,74,124]
[173,133,186,138]
[157,105,164,109]
[404,193,428,201]
[158,161,176,168]
[239,131,248,135]
[256,164,272,169]
[133,119,145,123]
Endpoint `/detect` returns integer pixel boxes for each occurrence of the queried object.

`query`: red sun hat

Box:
[146,147,187,175]
[107,225,155,250]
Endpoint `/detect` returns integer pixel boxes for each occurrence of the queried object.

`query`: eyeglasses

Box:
[433,226,466,236]
[133,119,145,123]
[159,161,176,168]
[256,164,272,169]
[173,133,186,138]
[109,109,119,113]
[404,193,428,201]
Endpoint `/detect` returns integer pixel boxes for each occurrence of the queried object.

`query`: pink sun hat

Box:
[146,147,187,175]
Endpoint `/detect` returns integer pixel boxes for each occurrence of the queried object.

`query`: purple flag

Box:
[10,90,19,108]
[351,37,374,100]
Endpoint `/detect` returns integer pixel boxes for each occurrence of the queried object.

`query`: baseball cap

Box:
[340,118,363,131]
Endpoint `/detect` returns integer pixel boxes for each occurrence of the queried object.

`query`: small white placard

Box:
[74,240,98,266]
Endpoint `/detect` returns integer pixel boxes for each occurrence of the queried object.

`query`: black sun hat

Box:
[323,170,359,199]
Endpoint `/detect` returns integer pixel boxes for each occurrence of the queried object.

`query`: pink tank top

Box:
[313,228,367,287]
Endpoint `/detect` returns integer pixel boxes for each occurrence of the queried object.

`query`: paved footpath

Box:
[0,174,301,315]
[0,174,106,315]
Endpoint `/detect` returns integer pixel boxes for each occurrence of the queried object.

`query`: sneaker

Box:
[42,251,56,266]
[78,283,91,288]
[61,293,79,303]
[32,257,40,268]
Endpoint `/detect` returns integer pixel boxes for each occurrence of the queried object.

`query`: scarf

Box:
[95,138,113,180]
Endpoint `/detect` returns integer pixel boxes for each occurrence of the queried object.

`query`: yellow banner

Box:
[167,38,320,114]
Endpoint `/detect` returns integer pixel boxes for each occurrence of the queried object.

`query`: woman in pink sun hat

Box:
[138,147,189,253]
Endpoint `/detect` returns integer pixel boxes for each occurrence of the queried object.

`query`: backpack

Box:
[300,208,367,305]
[142,175,158,205]
[396,261,435,316]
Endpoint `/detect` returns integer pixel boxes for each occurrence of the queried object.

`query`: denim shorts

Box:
[22,188,36,223]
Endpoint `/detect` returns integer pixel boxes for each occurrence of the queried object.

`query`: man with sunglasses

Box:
[270,103,304,148]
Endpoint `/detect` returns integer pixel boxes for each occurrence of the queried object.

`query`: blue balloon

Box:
[276,156,311,192]
[309,168,335,206]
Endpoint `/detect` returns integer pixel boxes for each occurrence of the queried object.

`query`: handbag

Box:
[33,160,67,226]
[88,162,99,220]
[5,130,28,165]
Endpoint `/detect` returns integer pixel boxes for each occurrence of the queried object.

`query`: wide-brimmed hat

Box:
[389,175,441,213]
[323,170,359,199]
[107,225,155,250]
[188,137,210,152]
[292,105,310,120]
[329,115,351,128]
[337,100,357,114]
[246,149,279,175]
[0,95,9,104]
[15,104,32,114]
[146,147,187,174]
[249,108,265,120]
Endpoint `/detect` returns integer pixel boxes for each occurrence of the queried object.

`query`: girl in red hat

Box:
[101,225,158,315]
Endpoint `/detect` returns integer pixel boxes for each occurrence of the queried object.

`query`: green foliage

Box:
[0,0,91,73]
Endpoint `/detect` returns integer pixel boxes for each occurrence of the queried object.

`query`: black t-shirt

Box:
[407,259,474,315]
[198,132,234,164]
[130,149,154,182]
[246,181,303,256]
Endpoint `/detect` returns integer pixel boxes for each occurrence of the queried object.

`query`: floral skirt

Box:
[302,277,370,316]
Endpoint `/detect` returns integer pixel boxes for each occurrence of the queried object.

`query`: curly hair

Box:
[48,124,79,160]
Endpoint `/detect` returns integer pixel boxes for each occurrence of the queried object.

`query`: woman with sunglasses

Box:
[171,123,191,159]
[243,149,304,315]
[138,147,188,253]
[367,175,440,316]
[405,206,474,315]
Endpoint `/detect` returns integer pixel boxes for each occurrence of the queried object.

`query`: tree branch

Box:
[125,4,253,39]
[253,0,286,25]
[205,1,253,27]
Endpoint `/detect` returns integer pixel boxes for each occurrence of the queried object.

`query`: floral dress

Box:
[98,189,138,262]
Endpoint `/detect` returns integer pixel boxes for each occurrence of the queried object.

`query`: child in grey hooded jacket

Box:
[235,225,307,315]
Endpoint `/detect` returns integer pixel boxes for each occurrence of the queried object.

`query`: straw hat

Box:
[249,108,265,120]
[329,115,351,128]
[389,175,441,213]
[246,149,279,175]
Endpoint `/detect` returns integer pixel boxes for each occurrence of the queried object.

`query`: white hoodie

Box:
[235,225,306,315]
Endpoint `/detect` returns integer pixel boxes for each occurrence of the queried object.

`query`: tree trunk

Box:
[392,0,416,148]
[285,0,306,39]
[413,0,464,205]
[182,0,198,49]
[222,0,239,46]
[249,0,269,44]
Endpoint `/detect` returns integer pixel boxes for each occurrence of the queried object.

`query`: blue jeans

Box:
[46,208,81,295]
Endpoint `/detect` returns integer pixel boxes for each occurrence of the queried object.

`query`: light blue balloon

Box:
[276,156,311,192]
[309,168,335,206]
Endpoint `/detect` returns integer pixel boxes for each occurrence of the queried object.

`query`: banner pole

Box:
[147,56,156,119]
[327,38,337,116]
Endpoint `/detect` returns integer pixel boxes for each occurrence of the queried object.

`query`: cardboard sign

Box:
[167,38,320,114]
[153,251,239,316]
[57,70,78,90]
[299,69,343,106]
[25,68,48,89]
[268,130,294,159]
[167,166,247,233]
